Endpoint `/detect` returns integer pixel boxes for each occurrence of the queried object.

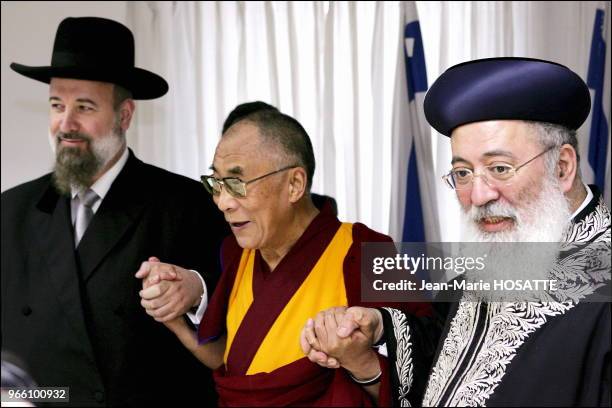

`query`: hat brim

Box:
[10,63,168,100]
[423,57,591,136]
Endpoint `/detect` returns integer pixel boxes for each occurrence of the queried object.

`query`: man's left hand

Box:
[135,257,203,322]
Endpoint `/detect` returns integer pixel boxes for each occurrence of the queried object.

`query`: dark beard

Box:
[52,134,103,196]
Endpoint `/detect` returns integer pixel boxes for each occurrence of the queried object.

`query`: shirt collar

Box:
[71,147,129,200]
[570,182,593,220]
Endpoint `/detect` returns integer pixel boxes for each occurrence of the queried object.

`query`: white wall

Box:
[1,1,127,192]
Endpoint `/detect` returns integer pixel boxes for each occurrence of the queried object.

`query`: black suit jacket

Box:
[1,150,229,406]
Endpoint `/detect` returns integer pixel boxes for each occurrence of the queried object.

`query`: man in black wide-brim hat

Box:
[2,17,229,406]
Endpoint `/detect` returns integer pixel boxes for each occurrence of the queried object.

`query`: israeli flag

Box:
[584,2,611,206]
[389,1,440,242]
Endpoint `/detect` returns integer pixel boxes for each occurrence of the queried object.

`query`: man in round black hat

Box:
[300,57,610,406]
[2,17,229,406]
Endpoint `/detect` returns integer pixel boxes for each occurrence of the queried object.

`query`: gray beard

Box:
[50,126,124,196]
[459,176,572,243]
[52,139,103,195]
[459,177,572,302]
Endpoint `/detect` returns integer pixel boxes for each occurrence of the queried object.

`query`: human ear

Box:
[288,167,307,203]
[556,144,578,193]
[118,99,135,132]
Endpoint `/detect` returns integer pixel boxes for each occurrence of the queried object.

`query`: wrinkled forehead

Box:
[450,120,541,162]
[212,123,273,176]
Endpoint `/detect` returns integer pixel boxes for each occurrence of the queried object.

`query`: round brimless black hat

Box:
[423,57,591,137]
[10,16,168,100]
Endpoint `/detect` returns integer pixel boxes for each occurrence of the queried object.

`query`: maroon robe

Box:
[199,202,431,406]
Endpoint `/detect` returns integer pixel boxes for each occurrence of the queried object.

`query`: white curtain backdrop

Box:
[128,1,401,235]
[126,1,610,241]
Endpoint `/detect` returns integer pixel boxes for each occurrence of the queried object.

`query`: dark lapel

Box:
[33,181,93,344]
[573,184,602,223]
[75,151,148,282]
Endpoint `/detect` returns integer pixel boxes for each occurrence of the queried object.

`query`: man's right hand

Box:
[336,306,384,344]
[135,257,204,322]
[300,306,384,369]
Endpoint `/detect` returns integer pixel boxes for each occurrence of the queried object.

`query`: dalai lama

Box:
[142,108,431,406]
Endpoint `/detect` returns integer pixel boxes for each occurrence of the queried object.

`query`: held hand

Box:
[336,306,383,345]
[135,256,183,289]
[301,307,383,396]
[301,306,384,373]
[301,306,372,370]
[313,308,374,370]
[135,257,203,322]
[300,317,341,369]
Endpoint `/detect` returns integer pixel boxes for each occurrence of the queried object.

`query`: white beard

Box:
[89,129,125,166]
[458,178,572,302]
[459,177,571,243]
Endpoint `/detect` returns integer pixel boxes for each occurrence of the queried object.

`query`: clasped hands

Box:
[299,306,384,380]
[134,256,203,329]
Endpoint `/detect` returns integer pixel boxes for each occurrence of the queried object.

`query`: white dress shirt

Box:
[70,147,129,222]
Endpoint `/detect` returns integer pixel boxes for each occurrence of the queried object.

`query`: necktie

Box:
[74,188,99,247]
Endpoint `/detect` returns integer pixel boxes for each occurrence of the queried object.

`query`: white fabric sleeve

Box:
[185,270,208,325]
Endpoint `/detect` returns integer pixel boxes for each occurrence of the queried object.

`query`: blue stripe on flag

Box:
[402,145,425,241]
[405,21,428,102]
[587,8,608,191]
[402,18,428,241]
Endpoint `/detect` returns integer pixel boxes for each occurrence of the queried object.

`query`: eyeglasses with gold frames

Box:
[201,165,299,198]
[442,145,556,190]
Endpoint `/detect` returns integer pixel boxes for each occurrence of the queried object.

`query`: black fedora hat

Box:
[10,17,168,100]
